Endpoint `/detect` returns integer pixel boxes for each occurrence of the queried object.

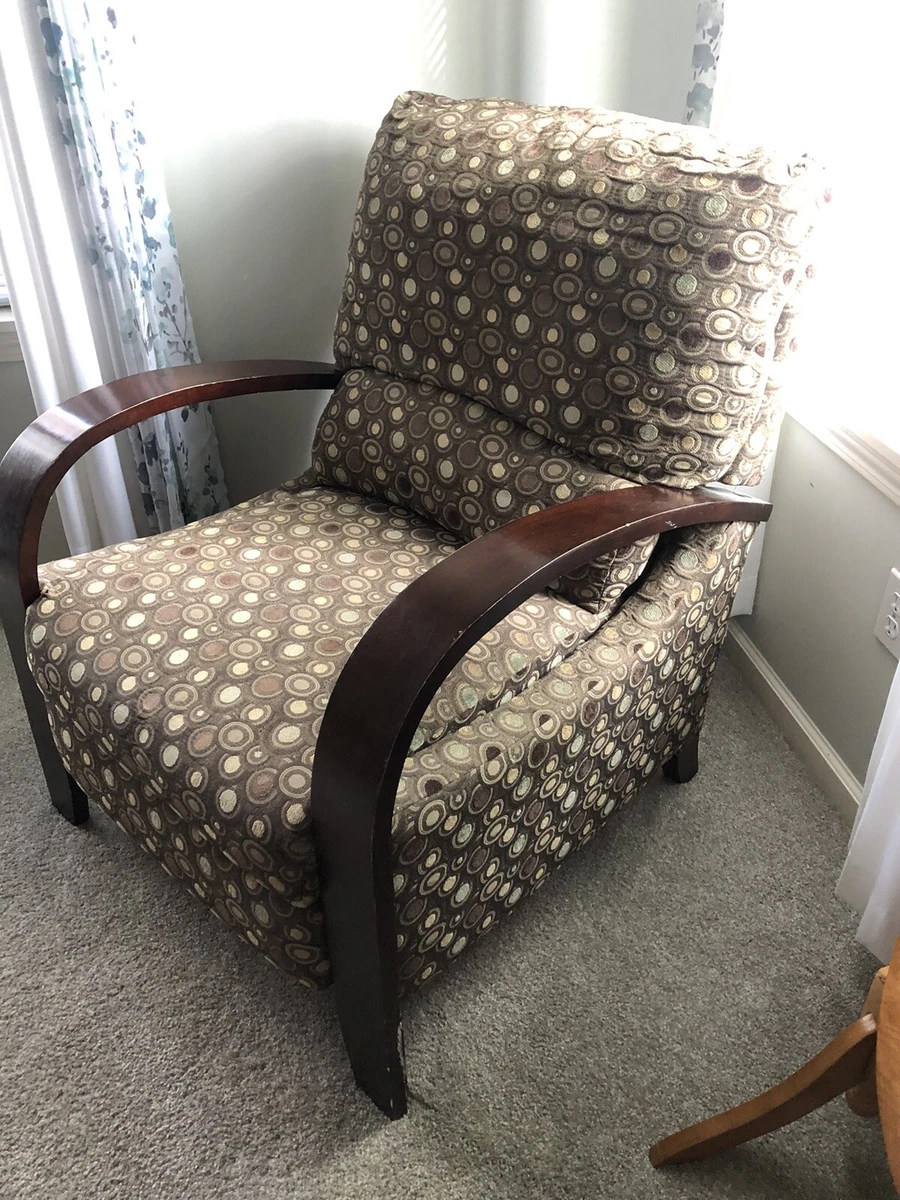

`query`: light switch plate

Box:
[875,568,900,660]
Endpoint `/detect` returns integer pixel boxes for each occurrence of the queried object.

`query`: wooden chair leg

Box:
[65,774,90,825]
[663,730,700,784]
[1,608,90,826]
[846,967,888,1118]
[331,955,408,1120]
[313,820,408,1119]
[649,1014,877,1166]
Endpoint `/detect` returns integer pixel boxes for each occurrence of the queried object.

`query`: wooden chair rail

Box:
[310,482,772,1116]
[650,1015,878,1166]
[0,359,342,607]
[651,936,900,1188]
[878,943,900,1189]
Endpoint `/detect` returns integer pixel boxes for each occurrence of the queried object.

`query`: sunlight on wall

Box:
[135,0,696,500]
[713,0,899,445]
[423,0,449,95]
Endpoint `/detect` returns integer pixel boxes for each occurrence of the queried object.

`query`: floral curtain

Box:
[36,0,228,531]
[685,0,724,127]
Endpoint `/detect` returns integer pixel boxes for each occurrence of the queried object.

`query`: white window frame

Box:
[789,411,900,508]
[0,252,23,362]
[0,304,21,363]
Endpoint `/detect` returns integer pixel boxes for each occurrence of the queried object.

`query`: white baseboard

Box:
[725,624,862,823]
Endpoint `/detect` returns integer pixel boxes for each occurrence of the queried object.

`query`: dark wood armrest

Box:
[310,481,771,1115]
[0,359,342,605]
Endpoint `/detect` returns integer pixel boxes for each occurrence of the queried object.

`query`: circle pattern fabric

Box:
[20,95,812,1000]
[334,91,828,490]
[308,365,657,613]
[25,485,602,985]
[26,486,753,992]
[391,518,755,993]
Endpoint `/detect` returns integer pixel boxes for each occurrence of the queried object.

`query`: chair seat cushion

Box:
[25,485,603,980]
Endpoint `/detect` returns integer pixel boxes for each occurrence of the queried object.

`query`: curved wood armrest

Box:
[310,482,770,1114]
[314,483,770,836]
[0,359,342,606]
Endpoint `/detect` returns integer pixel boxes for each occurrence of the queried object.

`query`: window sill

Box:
[787,406,900,508]
[0,308,22,363]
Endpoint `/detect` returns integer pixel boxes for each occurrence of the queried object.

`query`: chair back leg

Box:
[663,729,700,785]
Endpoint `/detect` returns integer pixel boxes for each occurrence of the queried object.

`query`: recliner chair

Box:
[0,92,826,1116]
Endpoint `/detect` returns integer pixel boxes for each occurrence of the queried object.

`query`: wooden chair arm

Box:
[310,482,771,1116]
[0,359,342,606]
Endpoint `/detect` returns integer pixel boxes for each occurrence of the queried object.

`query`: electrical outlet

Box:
[875,568,900,660]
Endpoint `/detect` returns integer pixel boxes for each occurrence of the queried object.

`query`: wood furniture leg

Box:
[877,951,900,1190]
[846,967,888,1118]
[1,600,90,825]
[662,730,700,784]
[649,1014,877,1167]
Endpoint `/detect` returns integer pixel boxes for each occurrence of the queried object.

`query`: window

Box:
[0,253,22,362]
[713,1,900,501]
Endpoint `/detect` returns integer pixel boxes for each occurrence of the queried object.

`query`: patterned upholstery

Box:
[321,92,825,608]
[333,92,827,491]
[23,94,826,997]
[391,518,755,991]
[726,262,816,485]
[25,491,754,990]
[308,367,656,613]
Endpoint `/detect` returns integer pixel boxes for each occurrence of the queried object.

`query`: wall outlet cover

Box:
[875,568,900,660]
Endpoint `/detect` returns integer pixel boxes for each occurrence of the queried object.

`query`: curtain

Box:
[0,0,228,546]
[685,0,723,127]
[0,0,137,555]
[837,665,900,963]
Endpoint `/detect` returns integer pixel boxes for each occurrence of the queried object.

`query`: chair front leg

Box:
[1,596,89,825]
[314,820,408,1119]
[312,486,772,1117]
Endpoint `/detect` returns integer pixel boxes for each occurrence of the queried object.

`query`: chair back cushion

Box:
[312,91,828,607]
[309,366,656,613]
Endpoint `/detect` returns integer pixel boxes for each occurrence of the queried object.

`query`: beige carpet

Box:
[0,640,893,1199]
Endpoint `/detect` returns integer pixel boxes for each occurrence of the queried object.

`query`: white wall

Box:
[738,418,900,784]
[11,4,895,789]
[145,0,697,501]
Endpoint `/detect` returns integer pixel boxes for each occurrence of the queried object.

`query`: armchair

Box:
[0,93,827,1117]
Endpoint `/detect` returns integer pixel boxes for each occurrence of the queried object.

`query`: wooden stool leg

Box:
[650,1014,877,1167]
[846,967,888,1118]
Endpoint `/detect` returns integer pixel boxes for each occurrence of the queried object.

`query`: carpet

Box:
[0,639,893,1199]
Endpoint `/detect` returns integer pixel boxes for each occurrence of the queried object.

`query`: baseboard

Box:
[725,624,862,822]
